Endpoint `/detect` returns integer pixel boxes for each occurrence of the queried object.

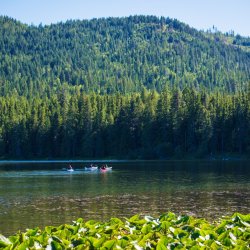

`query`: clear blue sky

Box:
[1,0,249,36]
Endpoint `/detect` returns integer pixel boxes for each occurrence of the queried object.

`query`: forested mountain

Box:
[0,15,249,159]
[0,15,250,96]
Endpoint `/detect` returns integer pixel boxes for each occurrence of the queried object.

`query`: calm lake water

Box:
[0,160,249,236]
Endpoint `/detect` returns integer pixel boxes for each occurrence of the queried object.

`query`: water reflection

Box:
[0,160,249,235]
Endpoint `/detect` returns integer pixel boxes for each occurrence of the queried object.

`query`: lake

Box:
[0,160,249,236]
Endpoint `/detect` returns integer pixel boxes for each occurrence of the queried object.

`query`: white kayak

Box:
[84,166,98,171]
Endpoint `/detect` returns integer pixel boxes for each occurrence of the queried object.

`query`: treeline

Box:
[0,15,250,96]
[233,34,250,47]
[0,88,249,159]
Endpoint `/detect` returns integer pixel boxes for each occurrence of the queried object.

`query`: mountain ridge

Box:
[0,15,249,97]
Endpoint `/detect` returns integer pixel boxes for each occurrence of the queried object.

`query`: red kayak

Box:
[100,167,112,172]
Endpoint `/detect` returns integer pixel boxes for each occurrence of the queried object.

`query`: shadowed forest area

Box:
[0,88,249,159]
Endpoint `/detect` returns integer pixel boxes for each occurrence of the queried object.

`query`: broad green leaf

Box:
[16,242,29,250]
[210,241,221,249]
[128,214,140,223]
[51,240,63,250]
[109,217,123,225]
[102,239,116,249]
[93,236,106,248]
[44,226,55,234]
[0,235,11,247]
[116,238,129,248]
[159,212,176,222]
[141,224,152,234]
[25,227,39,237]
[172,228,188,239]
[72,238,86,247]
[160,221,171,233]
[191,231,200,240]
[175,215,190,225]
[156,242,167,250]
[75,244,88,250]
[142,232,153,241]
[189,246,200,250]
[157,237,168,246]
[76,218,84,224]
[52,235,62,244]
[222,237,232,247]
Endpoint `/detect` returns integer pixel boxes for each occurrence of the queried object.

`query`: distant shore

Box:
[0,156,248,165]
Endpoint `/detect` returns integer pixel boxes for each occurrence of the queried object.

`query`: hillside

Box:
[0,16,249,159]
[0,15,250,97]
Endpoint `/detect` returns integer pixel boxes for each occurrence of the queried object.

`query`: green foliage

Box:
[0,89,249,159]
[0,15,249,96]
[1,213,249,249]
[0,15,249,159]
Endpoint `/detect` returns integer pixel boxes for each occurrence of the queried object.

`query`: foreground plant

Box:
[0,213,249,249]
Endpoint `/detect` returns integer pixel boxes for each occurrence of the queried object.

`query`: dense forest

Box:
[0,88,249,159]
[0,15,250,96]
[0,15,249,159]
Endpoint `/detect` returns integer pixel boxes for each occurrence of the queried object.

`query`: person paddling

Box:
[100,165,106,170]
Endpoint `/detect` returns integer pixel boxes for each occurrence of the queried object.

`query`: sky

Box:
[1,0,249,37]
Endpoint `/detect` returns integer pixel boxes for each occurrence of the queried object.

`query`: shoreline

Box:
[0,157,248,165]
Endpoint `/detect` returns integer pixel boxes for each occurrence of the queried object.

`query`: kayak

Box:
[100,167,112,172]
[84,166,98,171]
